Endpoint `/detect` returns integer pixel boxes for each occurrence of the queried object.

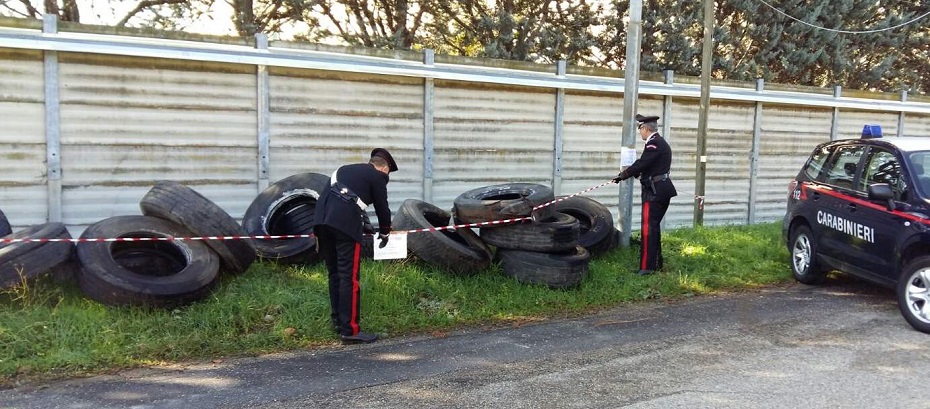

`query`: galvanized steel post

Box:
[662,70,673,139]
[43,14,61,223]
[830,86,841,141]
[899,90,908,137]
[748,78,764,224]
[422,49,435,203]
[553,60,567,196]
[619,0,643,248]
[255,33,270,192]
[661,69,673,231]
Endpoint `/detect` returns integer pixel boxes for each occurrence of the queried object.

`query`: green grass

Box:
[0,222,790,386]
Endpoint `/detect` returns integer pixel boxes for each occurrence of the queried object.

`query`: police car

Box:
[783,125,930,334]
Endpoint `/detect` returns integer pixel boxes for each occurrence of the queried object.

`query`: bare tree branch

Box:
[116,0,187,27]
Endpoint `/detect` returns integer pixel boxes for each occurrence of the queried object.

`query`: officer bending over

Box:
[314,148,397,344]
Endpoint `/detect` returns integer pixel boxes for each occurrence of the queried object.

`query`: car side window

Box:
[860,149,907,200]
[803,146,831,180]
[909,152,930,197]
[822,145,866,189]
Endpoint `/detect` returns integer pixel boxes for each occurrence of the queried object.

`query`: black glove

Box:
[611,172,625,183]
[362,222,375,235]
[377,232,390,248]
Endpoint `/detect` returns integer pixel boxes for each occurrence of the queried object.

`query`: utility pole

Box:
[619,0,643,248]
[694,0,714,226]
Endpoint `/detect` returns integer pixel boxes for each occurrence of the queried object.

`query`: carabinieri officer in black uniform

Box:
[612,114,677,276]
[314,148,397,344]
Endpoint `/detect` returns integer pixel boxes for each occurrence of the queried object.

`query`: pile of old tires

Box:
[78,181,258,308]
[1,176,616,307]
[393,183,616,289]
[0,181,260,309]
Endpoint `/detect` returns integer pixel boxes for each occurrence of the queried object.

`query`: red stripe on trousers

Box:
[641,202,650,270]
[350,243,361,335]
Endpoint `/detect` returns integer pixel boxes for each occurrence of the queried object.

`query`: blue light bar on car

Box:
[862,124,883,138]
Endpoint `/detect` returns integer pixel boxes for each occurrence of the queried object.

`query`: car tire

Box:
[897,256,930,334]
[242,173,330,264]
[0,222,74,289]
[140,181,256,274]
[788,225,826,284]
[76,215,220,308]
[392,199,492,276]
[0,208,11,237]
[495,246,590,289]
[479,212,580,252]
[453,183,555,224]
[549,196,615,256]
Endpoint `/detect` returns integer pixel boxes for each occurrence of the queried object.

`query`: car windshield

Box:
[908,151,930,198]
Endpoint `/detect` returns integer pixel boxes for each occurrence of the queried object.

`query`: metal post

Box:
[255,33,271,192]
[619,0,643,248]
[661,70,673,139]
[553,60,566,196]
[830,86,841,141]
[694,0,714,227]
[899,90,908,137]
[660,69,673,231]
[43,14,61,223]
[748,78,764,224]
[422,49,435,203]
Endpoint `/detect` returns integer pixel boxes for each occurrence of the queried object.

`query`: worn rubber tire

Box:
[479,212,580,252]
[549,196,615,256]
[393,199,492,276]
[453,183,555,224]
[897,256,930,334]
[495,246,590,289]
[242,173,330,264]
[140,181,256,274]
[0,208,11,237]
[76,216,220,308]
[788,225,827,285]
[0,222,73,289]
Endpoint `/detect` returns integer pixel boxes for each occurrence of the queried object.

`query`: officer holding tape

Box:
[612,114,677,275]
[314,148,397,344]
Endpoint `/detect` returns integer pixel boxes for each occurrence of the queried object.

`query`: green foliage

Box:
[4,1,927,92]
[0,222,790,386]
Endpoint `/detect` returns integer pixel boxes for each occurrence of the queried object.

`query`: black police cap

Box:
[635,114,660,124]
[370,148,398,172]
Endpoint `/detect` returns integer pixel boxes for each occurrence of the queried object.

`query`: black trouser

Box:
[640,199,670,271]
[316,225,362,336]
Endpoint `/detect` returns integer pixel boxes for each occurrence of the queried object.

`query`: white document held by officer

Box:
[374,233,407,260]
[620,147,637,167]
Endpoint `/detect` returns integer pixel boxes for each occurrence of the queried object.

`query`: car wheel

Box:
[789,225,826,284]
[897,256,930,334]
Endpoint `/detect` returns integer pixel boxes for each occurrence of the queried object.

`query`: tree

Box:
[0,0,193,27]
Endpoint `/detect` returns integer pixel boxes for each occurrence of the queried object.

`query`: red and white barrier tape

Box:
[0,180,615,244]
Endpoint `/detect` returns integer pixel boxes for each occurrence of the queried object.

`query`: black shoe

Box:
[340,332,378,344]
[637,269,655,276]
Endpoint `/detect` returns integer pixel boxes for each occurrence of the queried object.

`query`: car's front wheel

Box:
[897,256,930,334]
[789,225,826,284]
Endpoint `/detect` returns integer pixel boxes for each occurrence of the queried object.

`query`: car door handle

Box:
[811,192,820,200]
[846,203,857,212]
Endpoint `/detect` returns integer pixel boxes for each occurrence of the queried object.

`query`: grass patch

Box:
[0,222,790,386]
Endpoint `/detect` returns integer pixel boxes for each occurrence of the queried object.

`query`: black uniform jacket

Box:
[314,163,392,242]
[621,133,678,202]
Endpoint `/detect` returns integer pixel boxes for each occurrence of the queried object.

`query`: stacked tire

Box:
[454,183,590,289]
[75,181,256,308]
[0,218,75,290]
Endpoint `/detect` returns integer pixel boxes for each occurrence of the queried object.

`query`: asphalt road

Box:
[3,277,930,409]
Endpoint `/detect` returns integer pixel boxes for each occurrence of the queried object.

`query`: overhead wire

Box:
[754,0,930,34]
